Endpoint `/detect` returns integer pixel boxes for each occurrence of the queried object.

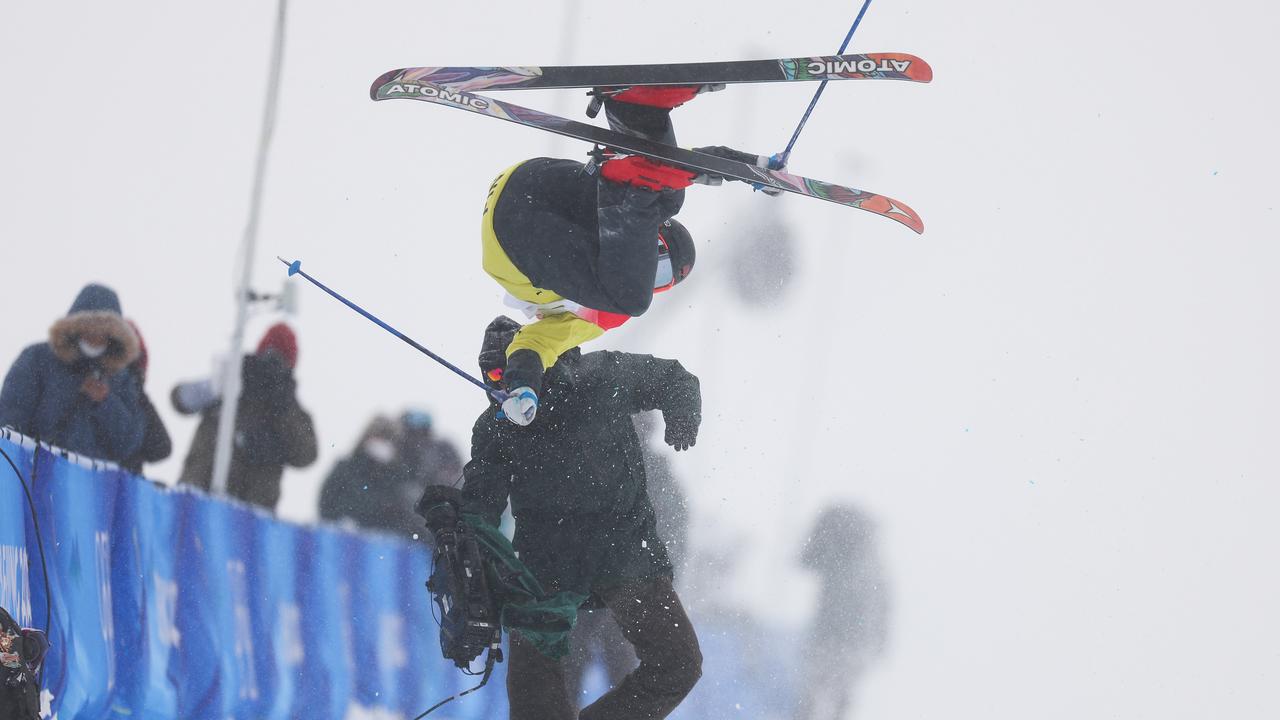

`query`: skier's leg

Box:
[594,179,685,317]
[603,100,678,146]
[483,159,599,305]
[597,82,718,144]
[507,630,578,720]
[578,575,702,720]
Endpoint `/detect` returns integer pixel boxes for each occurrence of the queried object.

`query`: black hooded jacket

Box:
[0,284,146,462]
[461,324,700,596]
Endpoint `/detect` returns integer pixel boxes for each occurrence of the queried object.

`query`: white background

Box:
[2,1,1277,717]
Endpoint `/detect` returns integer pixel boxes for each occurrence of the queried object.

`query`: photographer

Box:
[461,316,702,720]
[0,283,146,462]
[1,607,47,720]
[175,323,318,512]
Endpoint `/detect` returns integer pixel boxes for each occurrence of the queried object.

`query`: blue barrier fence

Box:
[0,431,508,719]
[0,430,798,719]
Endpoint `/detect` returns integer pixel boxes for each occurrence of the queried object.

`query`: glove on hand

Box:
[663,414,699,451]
[500,386,539,426]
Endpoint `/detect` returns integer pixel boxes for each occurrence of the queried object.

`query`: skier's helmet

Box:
[654,219,695,293]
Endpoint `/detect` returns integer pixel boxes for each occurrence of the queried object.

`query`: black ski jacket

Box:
[492,158,684,317]
[461,348,700,596]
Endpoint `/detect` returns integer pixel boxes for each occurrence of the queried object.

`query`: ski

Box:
[371,53,932,95]
[372,82,923,234]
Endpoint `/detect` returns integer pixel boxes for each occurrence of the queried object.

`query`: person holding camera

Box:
[461,315,702,720]
[0,283,147,462]
[175,322,318,512]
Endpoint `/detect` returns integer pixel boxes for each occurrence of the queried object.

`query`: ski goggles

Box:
[484,367,504,384]
[654,234,676,293]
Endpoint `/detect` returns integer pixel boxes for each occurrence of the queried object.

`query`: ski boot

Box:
[587,83,726,145]
[585,83,726,118]
[590,146,700,192]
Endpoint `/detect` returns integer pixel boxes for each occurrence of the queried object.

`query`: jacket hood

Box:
[48,283,140,374]
[67,283,122,315]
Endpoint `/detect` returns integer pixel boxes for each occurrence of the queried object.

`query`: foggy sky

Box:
[2,1,1277,717]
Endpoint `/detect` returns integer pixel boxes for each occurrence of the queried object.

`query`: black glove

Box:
[663,414,699,452]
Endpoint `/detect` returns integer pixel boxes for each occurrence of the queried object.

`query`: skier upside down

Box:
[481,84,758,425]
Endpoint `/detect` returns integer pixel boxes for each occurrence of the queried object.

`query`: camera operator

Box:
[1,606,47,720]
[461,316,702,720]
[173,322,318,512]
[0,283,146,463]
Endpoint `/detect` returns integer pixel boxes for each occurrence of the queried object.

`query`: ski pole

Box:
[277,257,507,403]
[777,0,875,165]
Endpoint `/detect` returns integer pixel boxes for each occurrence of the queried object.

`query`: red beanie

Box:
[256,322,298,368]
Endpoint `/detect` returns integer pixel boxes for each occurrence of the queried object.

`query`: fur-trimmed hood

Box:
[48,284,140,375]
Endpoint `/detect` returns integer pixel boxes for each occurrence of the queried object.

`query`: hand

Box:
[760,153,786,196]
[80,376,110,403]
[500,387,539,426]
[663,414,699,451]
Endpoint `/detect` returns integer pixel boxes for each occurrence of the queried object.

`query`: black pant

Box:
[563,605,637,706]
[507,575,701,720]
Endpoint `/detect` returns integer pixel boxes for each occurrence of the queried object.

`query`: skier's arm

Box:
[503,313,605,391]
[460,413,514,527]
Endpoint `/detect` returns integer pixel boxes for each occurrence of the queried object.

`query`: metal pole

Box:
[211,0,290,496]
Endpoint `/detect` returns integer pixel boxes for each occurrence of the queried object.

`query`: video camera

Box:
[1,606,46,720]
[416,486,502,668]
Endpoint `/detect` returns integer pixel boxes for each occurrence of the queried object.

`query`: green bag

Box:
[462,514,586,658]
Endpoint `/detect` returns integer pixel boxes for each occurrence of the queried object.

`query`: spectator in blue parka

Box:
[0,283,147,463]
